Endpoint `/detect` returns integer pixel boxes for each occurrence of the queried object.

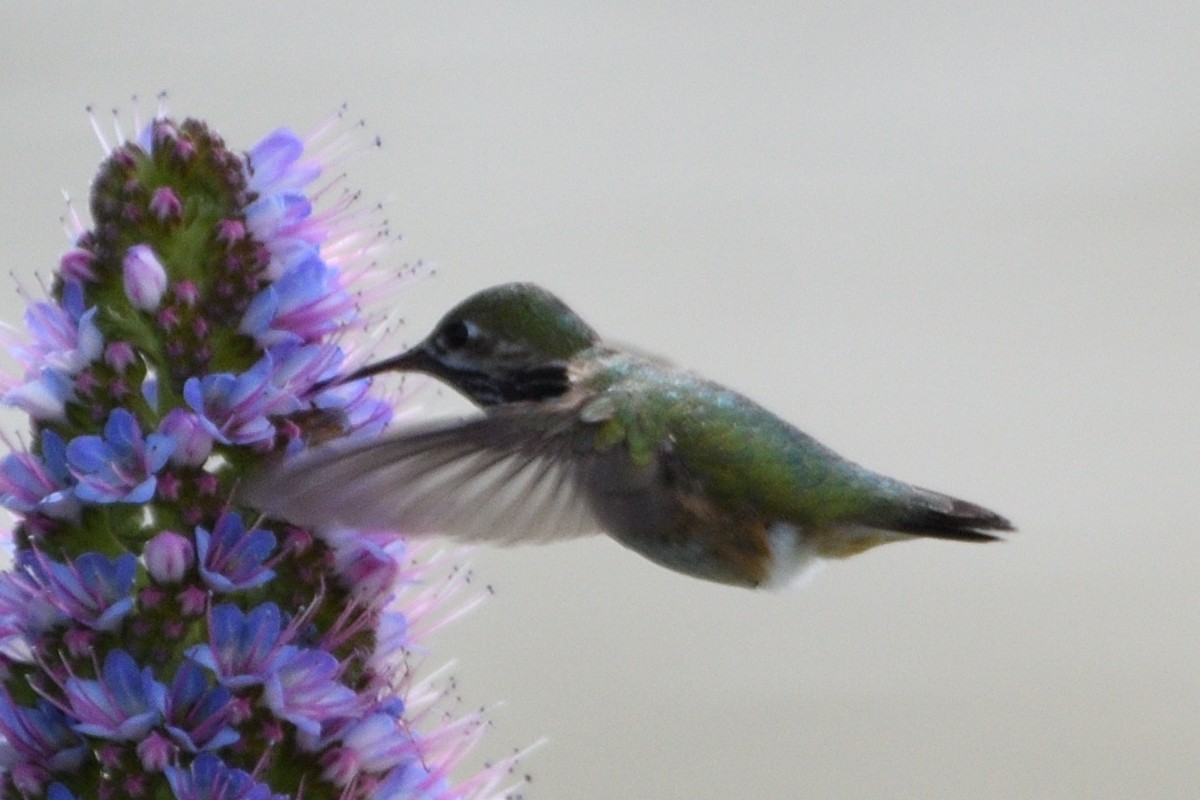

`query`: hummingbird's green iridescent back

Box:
[570,350,1003,584]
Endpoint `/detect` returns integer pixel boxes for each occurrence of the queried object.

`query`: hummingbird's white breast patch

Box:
[763,522,826,589]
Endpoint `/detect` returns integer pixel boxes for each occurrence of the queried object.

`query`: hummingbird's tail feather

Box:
[883,488,1014,543]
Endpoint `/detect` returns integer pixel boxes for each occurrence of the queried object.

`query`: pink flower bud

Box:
[174,279,200,307]
[65,627,97,659]
[216,218,246,244]
[334,540,399,607]
[104,341,136,373]
[136,732,175,773]
[148,186,183,222]
[122,244,168,311]
[178,585,208,616]
[145,530,194,583]
[159,408,213,467]
[59,246,97,282]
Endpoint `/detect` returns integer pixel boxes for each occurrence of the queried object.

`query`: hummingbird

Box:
[244,282,1012,588]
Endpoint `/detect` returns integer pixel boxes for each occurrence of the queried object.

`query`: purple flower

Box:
[196,512,276,593]
[0,429,76,519]
[178,585,208,617]
[2,367,75,422]
[240,255,354,347]
[183,356,301,446]
[264,646,358,738]
[245,128,320,195]
[63,650,165,741]
[24,552,136,632]
[165,753,286,800]
[122,244,169,311]
[324,712,417,786]
[0,698,87,777]
[244,194,320,280]
[187,603,285,689]
[65,408,173,503]
[161,660,239,752]
[0,570,65,648]
[6,284,102,378]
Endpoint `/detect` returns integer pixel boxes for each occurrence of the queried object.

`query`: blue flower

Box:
[196,512,276,593]
[183,355,301,446]
[0,697,87,775]
[244,128,324,282]
[187,603,285,690]
[25,552,136,632]
[0,570,66,648]
[165,753,286,800]
[264,646,358,738]
[161,660,240,752]
[265,342,344,398]
[1,283,100,421]
[245,128,320,195]
[314,377,393,440]
[0,430,76,519]
[63,650,165,741]
[65,408,173,503]
[7,283,102,378]
[323,712,416,786]
[240,255,354,347]
[2,367,75,422]
[373,761,450,800]
[244,195,320,279]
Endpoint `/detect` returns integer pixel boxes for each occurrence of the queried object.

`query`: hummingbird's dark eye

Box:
[439,319,471,351]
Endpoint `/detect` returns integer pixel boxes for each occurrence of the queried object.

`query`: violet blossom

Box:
[0,107,523,800]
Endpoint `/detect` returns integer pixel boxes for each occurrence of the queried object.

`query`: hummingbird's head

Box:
[390,283,600,406]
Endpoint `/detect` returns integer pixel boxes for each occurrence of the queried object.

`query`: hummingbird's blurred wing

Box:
[242,408,607,543]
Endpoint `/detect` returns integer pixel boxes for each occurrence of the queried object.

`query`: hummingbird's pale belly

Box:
[761,523,911,587]
[761,522,825,588]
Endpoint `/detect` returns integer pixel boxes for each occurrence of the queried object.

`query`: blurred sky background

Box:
[1,4,1197,798]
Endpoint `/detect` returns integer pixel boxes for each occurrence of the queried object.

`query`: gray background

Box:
[2,4,1197,799]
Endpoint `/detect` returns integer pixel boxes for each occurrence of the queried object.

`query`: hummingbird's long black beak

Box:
[308,344,437,393]
[342,345,438,383]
